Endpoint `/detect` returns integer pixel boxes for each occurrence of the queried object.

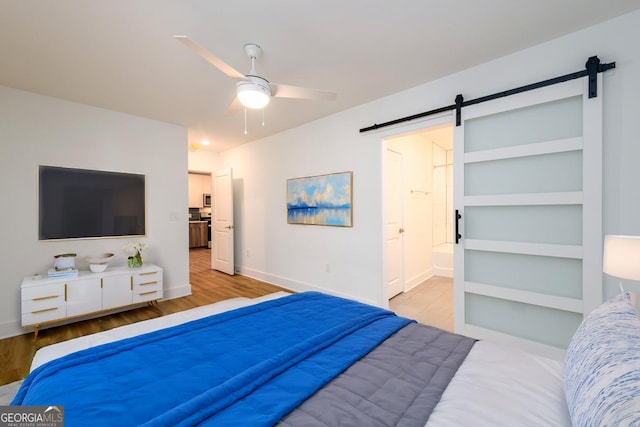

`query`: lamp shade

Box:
[603,235,640,280]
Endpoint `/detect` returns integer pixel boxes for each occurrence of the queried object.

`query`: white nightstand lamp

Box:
[603,235,640,293]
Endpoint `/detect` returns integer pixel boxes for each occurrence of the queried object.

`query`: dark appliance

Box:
[201,213,212,248]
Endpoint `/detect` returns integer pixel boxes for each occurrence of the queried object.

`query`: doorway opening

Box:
[384,121,454,331]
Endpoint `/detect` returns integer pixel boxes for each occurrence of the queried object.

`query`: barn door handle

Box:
[455,210,462,244]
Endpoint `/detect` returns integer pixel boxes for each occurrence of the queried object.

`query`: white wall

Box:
[432,143,447,246]
[0,86,191,338]
[219,114,381,304]
[188,149,219,174]
[216,10,640,306]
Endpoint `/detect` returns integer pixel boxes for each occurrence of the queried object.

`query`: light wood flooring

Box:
[0,248,288,386]
[389,276,454,333]
[0,249,452,386]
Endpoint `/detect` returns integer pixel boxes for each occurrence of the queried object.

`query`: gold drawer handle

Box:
[32,307,58,314]
[139,291,157,296]
[138,281,158,286]
[139,271,157,276]
[32,295,59,301]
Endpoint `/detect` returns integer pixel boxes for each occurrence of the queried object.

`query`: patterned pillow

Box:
[563,292,640,426]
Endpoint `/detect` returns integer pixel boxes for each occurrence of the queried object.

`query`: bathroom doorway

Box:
[384,122,454,329]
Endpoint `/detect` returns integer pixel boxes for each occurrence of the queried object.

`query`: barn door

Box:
[453,75,603,359]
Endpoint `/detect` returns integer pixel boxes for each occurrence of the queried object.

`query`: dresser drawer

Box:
[22,293,65,313]
[133,279,162,294]
[22,282,65,302]
[132,288,162,304]
[132,268,162,286]
[22,303,66,326]
[132,267,162,303]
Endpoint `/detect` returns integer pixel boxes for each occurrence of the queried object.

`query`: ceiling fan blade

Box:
[270,83,337,101]
[173,36,246,80]
[225,97,242,116]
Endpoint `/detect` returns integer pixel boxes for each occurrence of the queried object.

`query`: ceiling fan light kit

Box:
[237,75,271,109]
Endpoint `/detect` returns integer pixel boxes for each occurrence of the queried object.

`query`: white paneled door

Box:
[385,149,404,298]
[213,168,235,275]
[453,76,603,359]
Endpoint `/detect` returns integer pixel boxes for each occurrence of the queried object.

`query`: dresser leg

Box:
[34,325,39,340]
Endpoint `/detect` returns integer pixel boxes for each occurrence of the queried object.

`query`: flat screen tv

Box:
[39,165,146,240]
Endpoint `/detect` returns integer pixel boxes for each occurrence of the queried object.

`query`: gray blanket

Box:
[278,323,476,427]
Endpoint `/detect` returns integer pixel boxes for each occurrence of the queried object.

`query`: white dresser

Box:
[21,264,163,337]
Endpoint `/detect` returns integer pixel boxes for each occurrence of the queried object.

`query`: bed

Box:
[11,290,640,426]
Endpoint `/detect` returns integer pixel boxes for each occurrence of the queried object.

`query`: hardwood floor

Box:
[389,276,454,333]
[0,248,289,386]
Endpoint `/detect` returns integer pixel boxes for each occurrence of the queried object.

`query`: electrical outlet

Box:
[325,264,331,273]
[168,211,179,221]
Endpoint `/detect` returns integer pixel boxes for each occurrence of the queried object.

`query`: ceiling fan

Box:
[174,36,337,113]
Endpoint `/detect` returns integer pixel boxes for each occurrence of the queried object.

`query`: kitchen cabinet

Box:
[188,173,212,208]
[189,221,208,248]
[188,173,201,207]
[21,264,163,337]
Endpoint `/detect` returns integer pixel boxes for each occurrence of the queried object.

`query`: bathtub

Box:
[433,242,453,278]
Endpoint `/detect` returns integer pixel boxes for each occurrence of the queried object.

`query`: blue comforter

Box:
[13,292,413,426]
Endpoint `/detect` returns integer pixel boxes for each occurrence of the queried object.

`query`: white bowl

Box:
[89,263,108,273]
[86,253,115,264]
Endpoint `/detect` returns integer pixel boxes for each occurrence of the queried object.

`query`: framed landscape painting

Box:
[287,171,352,227]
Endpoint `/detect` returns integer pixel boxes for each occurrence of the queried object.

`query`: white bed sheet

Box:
[30,291,290,372]
[28,292,571,427]
[426,340,571,427]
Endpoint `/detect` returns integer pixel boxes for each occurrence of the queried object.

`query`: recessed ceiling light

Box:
[202,140,210,146]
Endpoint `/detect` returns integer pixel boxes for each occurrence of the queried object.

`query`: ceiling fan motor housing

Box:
[243,43,262,60]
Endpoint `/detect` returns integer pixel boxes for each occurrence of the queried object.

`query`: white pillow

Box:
[563,292,640,426]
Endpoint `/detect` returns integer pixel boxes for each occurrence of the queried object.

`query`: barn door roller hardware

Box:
[360,55,615,133]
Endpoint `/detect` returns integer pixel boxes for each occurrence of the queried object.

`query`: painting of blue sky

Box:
[287,171,352,226]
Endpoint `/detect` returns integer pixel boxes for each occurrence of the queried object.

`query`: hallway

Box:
[389,276,453,332]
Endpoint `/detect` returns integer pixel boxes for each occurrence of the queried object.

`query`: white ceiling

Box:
[1,1,639,152]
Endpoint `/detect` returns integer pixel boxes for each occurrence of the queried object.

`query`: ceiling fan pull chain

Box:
[262,107,265,127]
[244,106,248,135]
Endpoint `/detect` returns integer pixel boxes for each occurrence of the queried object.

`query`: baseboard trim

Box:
[237,266,379,307]
[163,284,192,300]
[405,269,434,292]
[433,266,453,278]
[0,319,23,340]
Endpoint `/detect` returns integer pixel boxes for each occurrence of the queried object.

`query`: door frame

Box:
[380,113,454,306]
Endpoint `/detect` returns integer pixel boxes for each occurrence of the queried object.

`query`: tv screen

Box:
[39,165,146,240]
